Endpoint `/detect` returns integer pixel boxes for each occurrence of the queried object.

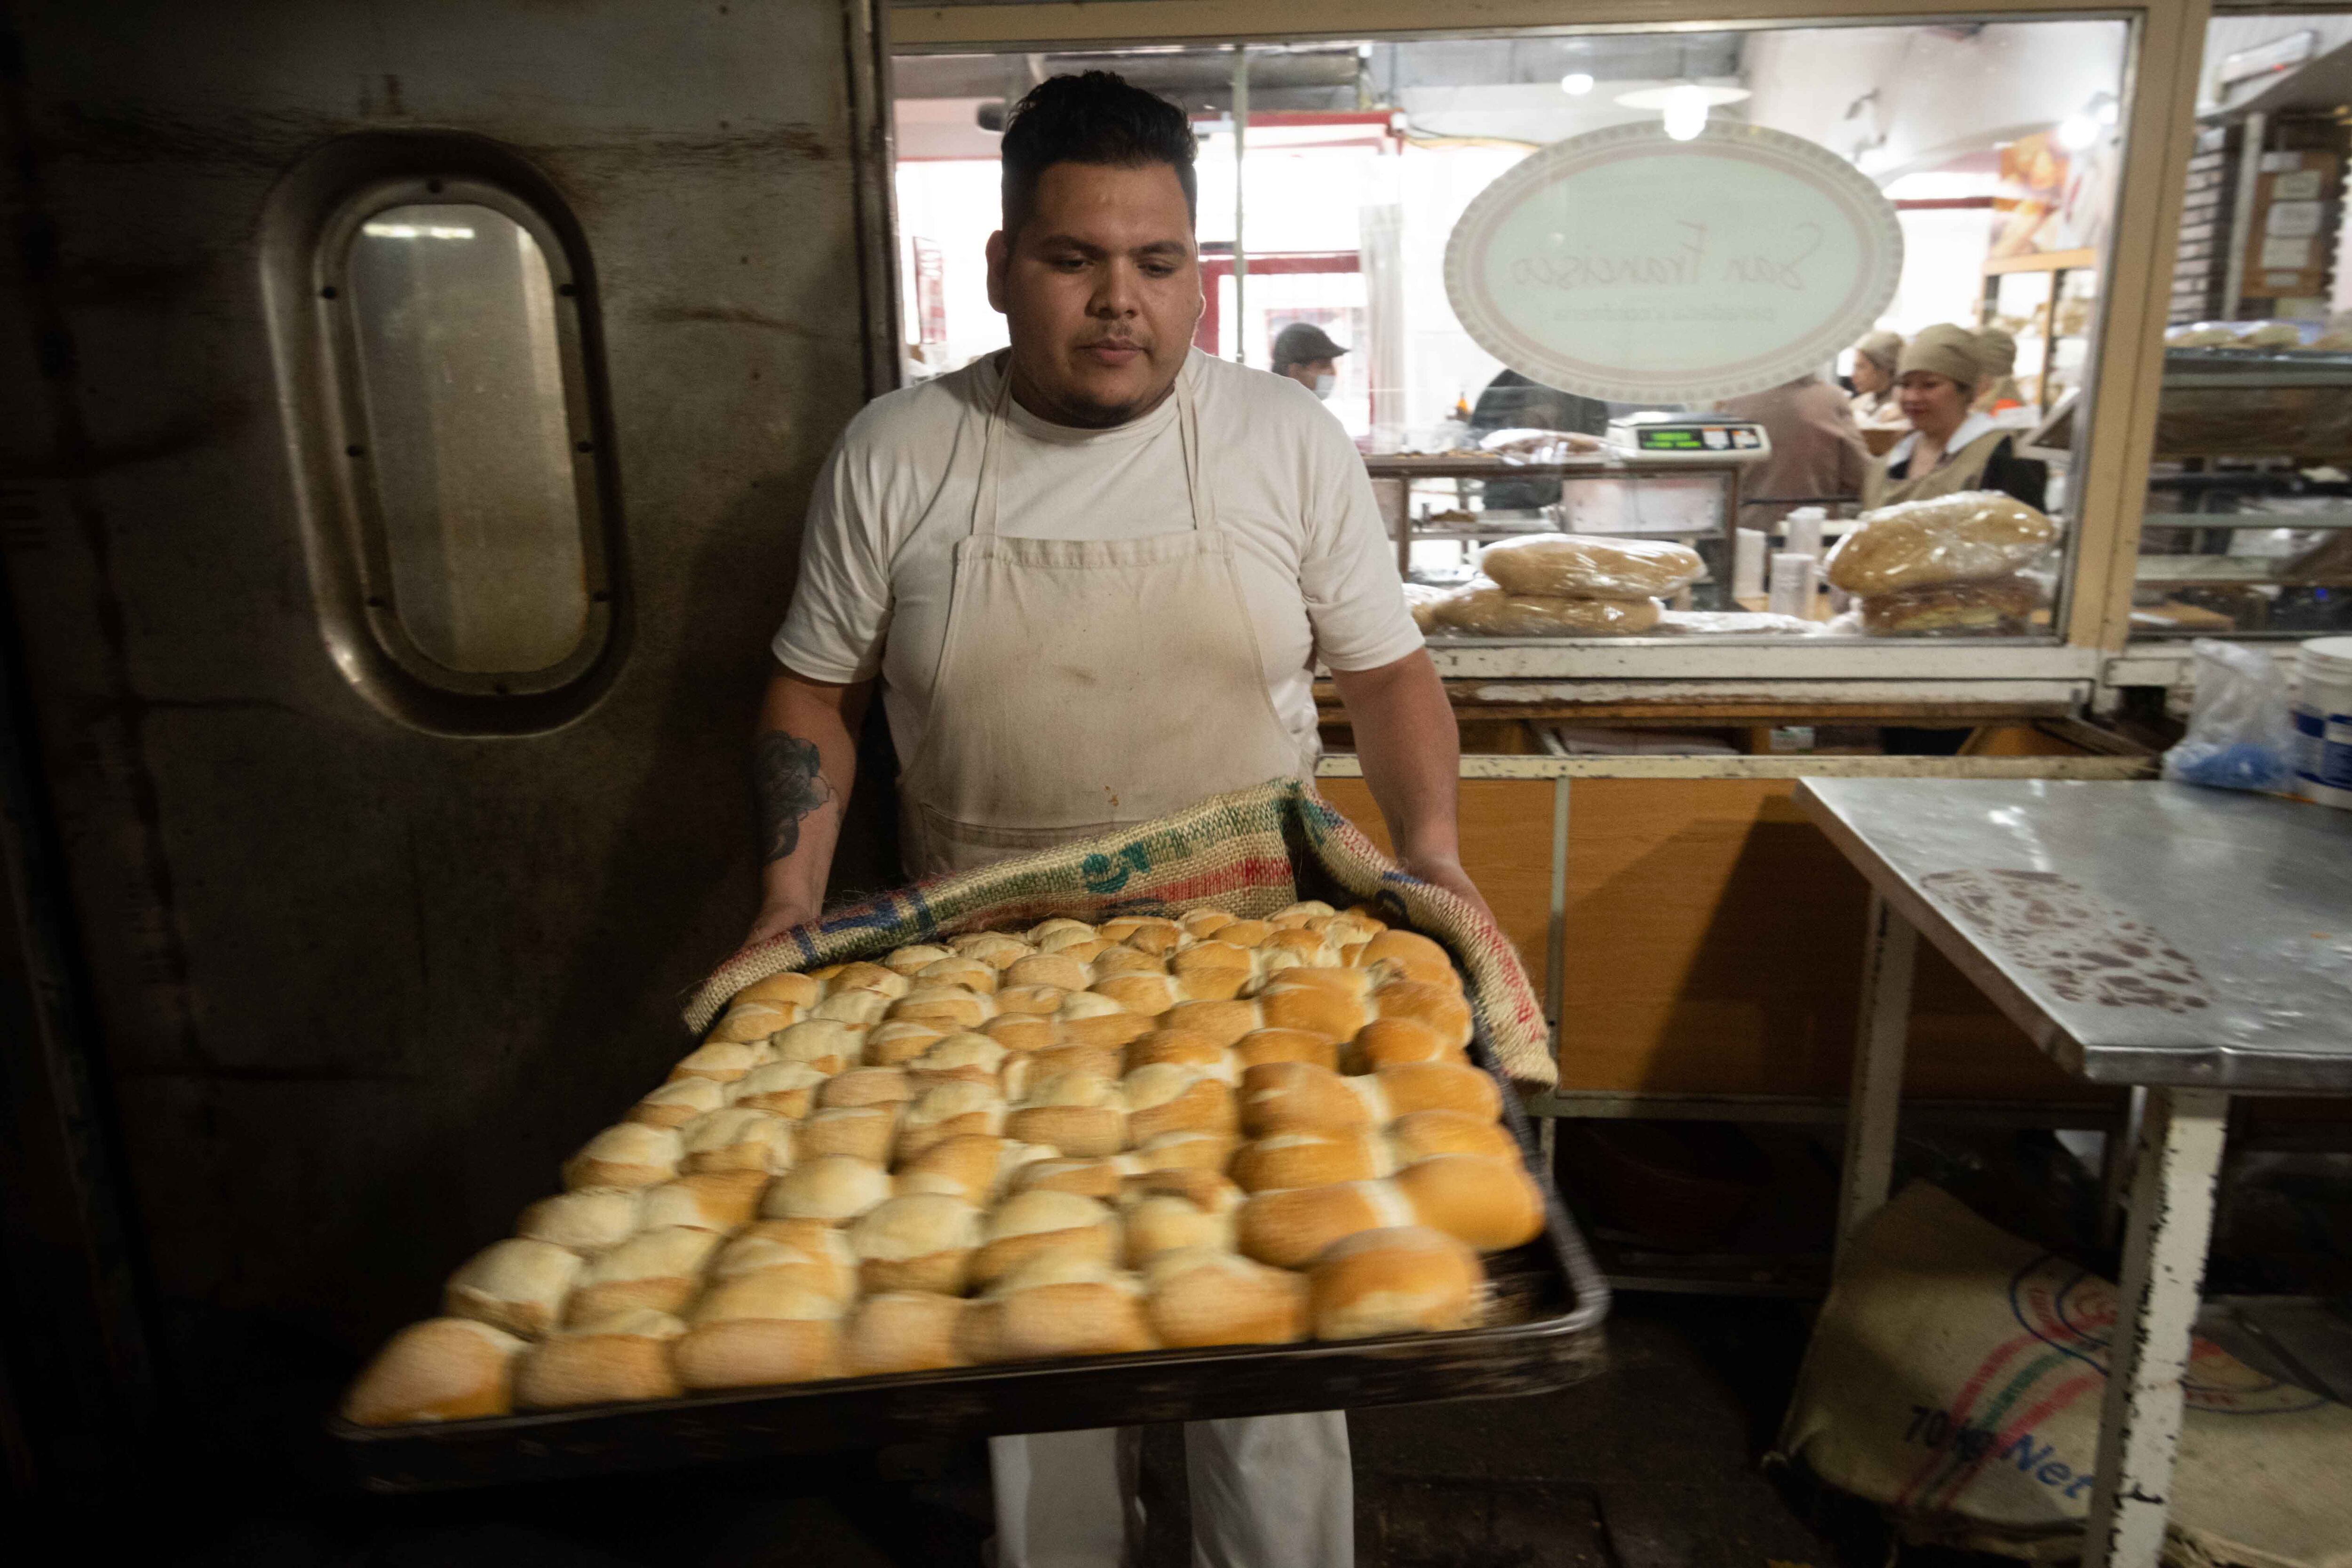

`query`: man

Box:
[752,72,1486,1568]
[1269,319,1345,399]
[1711,371,1868,530]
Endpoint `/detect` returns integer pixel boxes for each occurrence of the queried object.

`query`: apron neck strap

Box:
[971,352,1213,540]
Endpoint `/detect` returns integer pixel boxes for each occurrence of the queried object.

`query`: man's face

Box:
[1282,356,1337,390]
[987,161,1201,428]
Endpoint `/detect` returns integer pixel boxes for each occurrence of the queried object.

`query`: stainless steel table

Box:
[1794,779,2352,1568]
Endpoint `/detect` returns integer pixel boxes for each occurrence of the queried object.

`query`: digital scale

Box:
[1603,412,1773,463]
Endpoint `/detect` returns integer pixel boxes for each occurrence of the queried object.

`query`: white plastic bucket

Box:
[2293,636,2352,809]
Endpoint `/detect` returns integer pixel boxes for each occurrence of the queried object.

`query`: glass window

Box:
[894,23,2130,643]
[345,201,590,674]
[2126,13,2352,642]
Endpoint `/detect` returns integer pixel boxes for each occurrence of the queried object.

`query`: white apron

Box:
[897,358,1309,878]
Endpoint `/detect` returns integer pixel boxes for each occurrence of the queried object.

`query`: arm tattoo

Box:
[755,732,834,865]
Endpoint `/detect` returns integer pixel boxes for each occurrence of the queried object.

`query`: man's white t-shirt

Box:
[775,349,1421,768]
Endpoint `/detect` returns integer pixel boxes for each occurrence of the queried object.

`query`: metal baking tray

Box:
[331,927,1611,1492]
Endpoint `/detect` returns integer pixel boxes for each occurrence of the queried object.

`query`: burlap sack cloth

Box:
[1774,1182,2352,1567]
[684,778,1556,1089]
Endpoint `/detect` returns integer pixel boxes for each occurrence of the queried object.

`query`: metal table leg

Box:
[1836,892,1916,1254]
[2082,1087,2228,1568]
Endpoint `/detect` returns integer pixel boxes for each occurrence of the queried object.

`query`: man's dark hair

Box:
[1000,71,1198,236]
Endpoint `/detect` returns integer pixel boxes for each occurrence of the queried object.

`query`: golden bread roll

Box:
[564,1225,720,1323]
[1029,1042,1123,1082]
[951,931,1034,969]
[1236,1180,1418,1268]
[762,1154,891,1225]
[1356,931,1457,989]
[1432,582,1663,637]
[890,986,993,1031]
[863,1019,948,1066]
[678,1106,797,1174]
[1124,1027,1237,1081]
[674,1277,844,1390]
[969,1190,1118,1289]
[915,955,999,994]
[827,961,910,998]
[709,1000,797,1045]
[771,1019,864,1075]
[563,1123,682,1191]
[1089,972,1180,1016]
[1343,1018,1460,1074]
[1052,992,1153,1051]
[1216,919,1277,947]
[992,984,1068,1017]
[629,1075,729,1129]
[1027,917,1098,950]
[729,1061,827,1119]
[1234,1027,1339,1073]
[638,1170,770,1233]
[1160,999,1259,1050]
[1387,1109,1518,1165]
[850,1193,983,1295]
[892,1133,1045,1203]
[1121,1165,1240,1209]
[1477,533,1702,601]
[1005,1071,1127,1157]
[709,1219,858,1300]
[1121,1191,1239,1265]
[1089,945,1167,979]
[343,1316,524,1425]
[797,1104,900,1163]
[1128,1129,1238,1173]
[904,1033,1019,1095]
[514,1309,684,1409]
[880,944,955,977]
[1269,900,1335,926]
[1168,942,1255,1001]
[733,971,823,1010]
[813,988,892,1027]
[669,1040,771,1085]
[517,1188,643,1254]
[1824,491,2058,596]
[807,964,846,982]
[1099,915,1183,953]
[1143,1248,1309,1348]
[1260,927,1337,966]
[817,1066,914,1110]
[1121,1064,1239,1144]
[1859,573,2044,636]
[1231,1129,1395,1192]
[444,1238,583,1339]
[896,1081,1007,1160]
[1309,1226,1482,1340]
[1255,980,1371,1041]
[1177,908,1238,940]
[978,1253,1153,1363]
[1394,1154,1545,1250]
[1006,951,1091,992]
[1374,980,1472,1048]
[1376,1061,1502,1121]
[1239,1061,1384,1136]
[1011,1156,1128,1201]
[844,1291,974,1375]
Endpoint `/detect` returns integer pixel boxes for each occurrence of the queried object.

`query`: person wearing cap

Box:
[1847,329,1904,426]
[1270,320,1346,399]
[1861,322,2047,510]
[1971,326,2032,424]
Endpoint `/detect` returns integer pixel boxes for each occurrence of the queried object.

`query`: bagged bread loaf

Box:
[1824,491,2058,595]
[1478,534,1702,601]
[1432,581,1661,637]
[1859,574,2045,636]
[1402,582,1446,633]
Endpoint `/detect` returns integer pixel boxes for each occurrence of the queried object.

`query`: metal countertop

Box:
[1795,779,2352,1090]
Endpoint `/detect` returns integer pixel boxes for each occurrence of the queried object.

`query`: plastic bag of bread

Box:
[1401,582,1446,633]
[1431,581,1661,637]
[1859,574,2045,637]
[1824,492,2058,595]
[1477,534,1701,601]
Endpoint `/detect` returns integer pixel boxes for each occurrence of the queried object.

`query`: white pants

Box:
[988,1412,1353,1568]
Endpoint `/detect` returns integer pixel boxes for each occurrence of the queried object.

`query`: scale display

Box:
[1604,417,1772,462]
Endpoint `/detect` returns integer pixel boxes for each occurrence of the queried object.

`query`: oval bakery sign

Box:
[1445,120,1903,404]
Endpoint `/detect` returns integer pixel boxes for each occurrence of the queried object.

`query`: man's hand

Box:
[743,898,818,952]
[1327,650,1494,925]
[1397,850,1494,926]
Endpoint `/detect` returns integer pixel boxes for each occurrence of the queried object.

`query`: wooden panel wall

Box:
[1320,775,2108,1102]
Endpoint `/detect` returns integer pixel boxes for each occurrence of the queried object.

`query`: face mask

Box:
[1312,373,1336,400]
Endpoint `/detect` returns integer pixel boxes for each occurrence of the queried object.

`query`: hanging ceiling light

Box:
[1615,82,1750,141]
[1560,72,1595,96]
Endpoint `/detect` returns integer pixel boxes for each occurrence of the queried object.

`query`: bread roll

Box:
[1234,1028,1339,1073]
[903,1033,1018,1095]
[992,984,1069,1017]
[1343,1018,1460,1074]
[669,1040,771,1085]
[1124,1027,1238,1081]
[1128,1129,1239,1173]
[1099,915,1182,954]
[897,1081,1007,1160]
[969,1190,1118,1289]
[1231,1129,1395,1192]
[1478,534,1702,601]
[1394,1154,1545,1250]
[1168,942,1255,1001]
[1052,992,1153,1051]
[827,961,912,1000]
[1254,979,1371,1041]
[1089,945,1167,980]
[818,1066,914,1110]
[915,955,999,995]
[1432,582,1662,637]
[709,1219,858,1300]
[1010,1156,1127,1201]
[1089,971,1180,1017]
[892,1132,1043,1203]
[1239,1061,1383,1135]
[850,1193,983,1295]
[797,1104,899,1163]
[1159,999,1260,1049]
[1176,908,1239,940]
[563,1123,681,1191]
[444,1239,583,1339]
[762,1155,891,1224]
[675,1274,844,1389]
[564,1225,720,1323]
[1005,1072,1127,1157]
[1027,917,1099,950]
[843,1291,974,1376]
[951,931,1034,970]
[1120,1065,1238,1143]
[1236,1180,1418,1268]
[889,986,994,1031]
[1377,1061,1502,1121]
[638,1170,771,1234]
[679,1106,797,1174]
[517,1188,643,1254]
[1374,980,1473,1048]
[813,987,892,1027]
[1214,919,1276,947]
[1121,1192,1239,1265]
[1144,1248,1308,1348]
[729,1061,826,1119]
[1309,1226,1482,1340]
[1355,931,1458,990]
[343,1317,524,1425]
[771,1019,864,1075]
[1859,574,2044,636]
[733,971,823,1010]
[514,1309,685,1409]
[863,1019,948,1066]
[1006,951,1091,992]
[1029,1042,1124,1082]
[880,944,954,977]
[978,1254,1153,1363]
[628,1075,729,1129]
[1825,491,2059,595]
[709,999,797,1045]
[1388,1109,1519,1166]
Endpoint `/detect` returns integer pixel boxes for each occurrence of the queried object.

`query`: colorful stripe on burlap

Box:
[682,778,1556,1087]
